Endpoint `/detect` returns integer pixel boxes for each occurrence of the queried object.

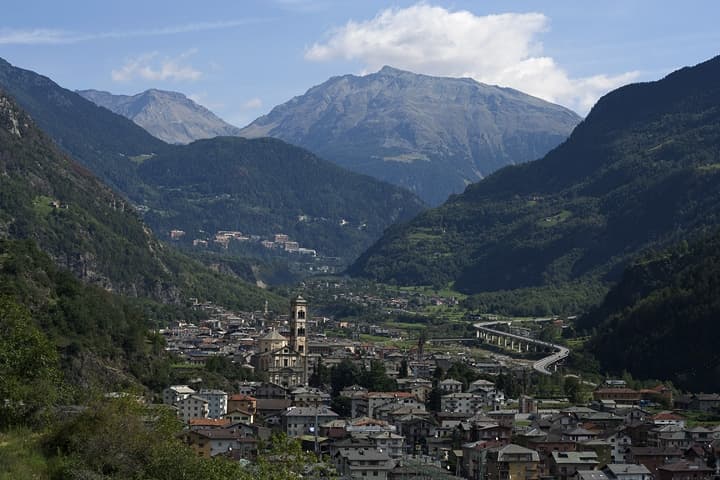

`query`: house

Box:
[603,463,652,480]
[627,447,683,477]
[593,388,641,405]
[486,444,541,480]
[550,451,600,480]
[224,408,253,425]
[656,461,714,480]
[369,431,405,458]
[290,386,331,407]
[333,446,395,480]
[651,412,686,428]
[281,406,339,438]
[439,379,463,393]
[462,440,504,479]
[163,385,196,405]
[227,393,256,415]
[177,395,209,423]
[196,389,228,419]
[441,392,485,414]
[184,426,258,458]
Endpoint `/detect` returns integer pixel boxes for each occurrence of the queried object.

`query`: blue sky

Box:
[2,0,719,126]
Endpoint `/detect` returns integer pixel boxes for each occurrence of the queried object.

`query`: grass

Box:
[31,196,56,217]
[129,153,155,164]
[537,210,572,228]
[0,429,49,480]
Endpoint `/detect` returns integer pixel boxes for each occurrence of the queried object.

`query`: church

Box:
[252,296,308,388]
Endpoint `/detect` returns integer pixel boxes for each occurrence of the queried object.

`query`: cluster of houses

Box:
[158,298,720,479]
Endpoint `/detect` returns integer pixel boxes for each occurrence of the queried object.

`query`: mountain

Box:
[350,56,720,304]
[78,88,242,144]
[0,58,165,197]
[0,58,425,266]
[578,232,720,392]
[0,89,282,310]
[239,66,581,205]
[137,136,426,260]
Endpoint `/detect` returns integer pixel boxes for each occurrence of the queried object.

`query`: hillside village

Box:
[157,297,720,480]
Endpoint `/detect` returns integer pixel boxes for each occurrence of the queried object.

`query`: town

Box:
[157,296,720,480]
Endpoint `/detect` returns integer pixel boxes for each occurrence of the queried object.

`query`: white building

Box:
[197,389,228,419]
[162,385,196,405]
[177,395,209,423]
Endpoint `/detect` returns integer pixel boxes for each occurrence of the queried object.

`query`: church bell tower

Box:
[290,295,307,355]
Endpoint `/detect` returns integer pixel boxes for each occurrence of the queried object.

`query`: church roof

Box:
[260,330,286,341]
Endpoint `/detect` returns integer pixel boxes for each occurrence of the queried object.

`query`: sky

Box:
[2,0,719,126]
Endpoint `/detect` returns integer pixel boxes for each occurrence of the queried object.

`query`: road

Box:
[473,321,570,375]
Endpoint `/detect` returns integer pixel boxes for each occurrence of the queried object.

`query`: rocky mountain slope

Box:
[0,89,281,310]
[350,56,720,303]
[78,88,242,144]
[239,66,581,205]
[0,58,425,265]
[0,58,165,197]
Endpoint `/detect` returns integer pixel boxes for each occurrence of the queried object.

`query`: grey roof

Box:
[340,447,392,462]
[551,451,599,464]
[283,406,338,417]
[578,471,610,480]
[605,464,651,476]
[495,443,540,462]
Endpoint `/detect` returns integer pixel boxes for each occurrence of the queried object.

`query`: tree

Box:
[564,376,584,404]
[399,359,409,378]
[426,387,442,412]
[359,360,396,392]
[0,297,63,427]
[331,359,359,396]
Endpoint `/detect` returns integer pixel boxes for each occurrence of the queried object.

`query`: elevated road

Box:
[473,321,569,375]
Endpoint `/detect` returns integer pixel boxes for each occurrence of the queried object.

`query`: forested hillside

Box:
[351,56,720,312]
[579,232,720,392]
[139,136,425,259]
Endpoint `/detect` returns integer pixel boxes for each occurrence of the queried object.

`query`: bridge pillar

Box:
[510,340,515,350]
[504,337,508,347]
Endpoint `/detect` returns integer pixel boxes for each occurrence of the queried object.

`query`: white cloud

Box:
[112,50,202,82]
[0,19,271,45]
[305,4,639,114]
[241,98,263,109]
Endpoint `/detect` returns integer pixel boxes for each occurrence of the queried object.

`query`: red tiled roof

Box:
[229,394,256,401]
[188,418,231,427]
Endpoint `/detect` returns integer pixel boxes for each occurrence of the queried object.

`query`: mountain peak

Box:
[78,88,241,144]
[239,67,580,205]
[377,65,408,75]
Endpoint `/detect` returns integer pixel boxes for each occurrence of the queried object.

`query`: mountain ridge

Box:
[239,65,581,205]
[78,88,242,144]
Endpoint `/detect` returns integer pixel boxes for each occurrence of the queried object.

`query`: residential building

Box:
[163,385,195,405]
[486,443,541,480]
[177,395,209,423]
[197,389,228,419]
[550,451,600,480]
[656,462,714,480]
[281,406,339,438]
[603,463,652,480]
